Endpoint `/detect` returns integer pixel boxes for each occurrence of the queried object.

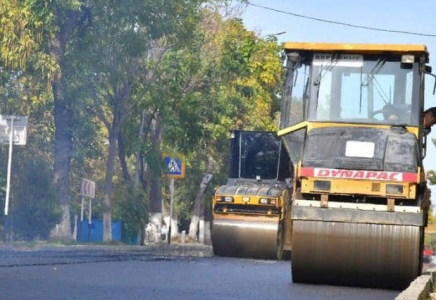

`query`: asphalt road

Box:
[0,246,402,300]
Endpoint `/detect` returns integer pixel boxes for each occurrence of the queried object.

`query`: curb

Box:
[126,243,214,257]
[0,242,214,257]
[395,268,436,300]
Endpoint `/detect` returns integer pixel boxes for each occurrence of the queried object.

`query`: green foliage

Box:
[172,150,229,224]
[112,182,149,243]
[0,0,59,84]
[151,9,283,227]
[0,1,284,240]
[425,233,436,251]
[10,156,60,241]
[428,170,436,185]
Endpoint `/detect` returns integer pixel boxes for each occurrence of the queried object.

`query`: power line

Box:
[244,1,436,38]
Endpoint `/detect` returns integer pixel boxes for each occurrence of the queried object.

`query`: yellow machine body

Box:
[279,42,432,289]
[212,185,290,259]
[211,131,293,259]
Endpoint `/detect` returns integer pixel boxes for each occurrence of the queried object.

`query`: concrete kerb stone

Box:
[0,242,214,257]
[395,268,436,300]
[138,243,214,257]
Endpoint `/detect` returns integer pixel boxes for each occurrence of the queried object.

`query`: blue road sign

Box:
[162,154,186,179]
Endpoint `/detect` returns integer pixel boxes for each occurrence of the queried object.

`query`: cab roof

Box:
[283,42,429,61]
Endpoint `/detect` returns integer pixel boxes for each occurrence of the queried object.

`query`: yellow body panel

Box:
[278,122,419,139]
[301,178,416,200]
[283,42,428,59]
[213,193,284,208]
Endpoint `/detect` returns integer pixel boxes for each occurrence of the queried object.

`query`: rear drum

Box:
[291,220,422,289]
[212,215,279,259]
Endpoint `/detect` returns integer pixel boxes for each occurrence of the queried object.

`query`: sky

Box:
[238,0,436,197]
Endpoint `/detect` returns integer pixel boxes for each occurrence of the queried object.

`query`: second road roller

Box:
[278,42,433,289]
[211,130,293,259]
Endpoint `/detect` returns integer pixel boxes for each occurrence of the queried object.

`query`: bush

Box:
[112,182,149,244]
[10,158,60,241]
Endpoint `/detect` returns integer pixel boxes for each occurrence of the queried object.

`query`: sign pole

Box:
[168,178,174,244]
[162,153,185,244]
[88,198,92,225]
[88,197,92,242]
[4,117,14,217]
[0,115,27,243]
[3,117,14,243]
[80,196,85,221]
[79,178,96,243]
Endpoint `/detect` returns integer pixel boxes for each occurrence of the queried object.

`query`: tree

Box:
[0,1,283,244]
[128,9,284,242]
[81,0,207,242]
[153,11,283,241]
[49,1,93,240]
[1,0,107,240]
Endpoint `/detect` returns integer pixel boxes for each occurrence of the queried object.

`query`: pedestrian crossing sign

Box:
[162,153,186,179]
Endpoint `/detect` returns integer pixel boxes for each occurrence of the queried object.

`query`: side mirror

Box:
[422,132,427,159]
[287,52,302,69]
[425,65,436,95]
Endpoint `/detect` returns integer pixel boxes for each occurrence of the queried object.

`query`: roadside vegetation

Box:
[0,1,283,243]
[1,1,435,246]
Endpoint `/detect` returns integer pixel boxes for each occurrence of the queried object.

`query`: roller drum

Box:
[291,220,422,289]
[212,215,279,259]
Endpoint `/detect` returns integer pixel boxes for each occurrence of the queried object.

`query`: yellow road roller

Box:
[211,130,293,259]
[278,42,433,289]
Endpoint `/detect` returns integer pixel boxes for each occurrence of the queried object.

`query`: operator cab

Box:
[279,43,432,163]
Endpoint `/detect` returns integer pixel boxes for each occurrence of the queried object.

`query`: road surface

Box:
[0,245,402,300]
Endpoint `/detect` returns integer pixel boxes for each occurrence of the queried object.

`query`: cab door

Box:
[279,53,311,165]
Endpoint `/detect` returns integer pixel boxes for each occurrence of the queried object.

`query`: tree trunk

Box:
[139,153,148,191]
[51,88,73,239]
[49,9,81,240]
[102,81,132,242]
[188,155,216,241]
[148,116,163,242]
[162,197,178,239]
[134,110,146,188]
[204,221,212,245]
[118,132,131,182]
[103,125,120,242]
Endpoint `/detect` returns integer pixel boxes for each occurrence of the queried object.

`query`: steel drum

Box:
[212,214,279,259]
[291,220,422,289]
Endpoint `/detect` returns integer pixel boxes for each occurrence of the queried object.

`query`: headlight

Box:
[258,198,278,205]
[314,180,331,191]
[401,54,415,64]
[386,184,403,195]
[259,198,269,204]
[224,196,234,202]
[216,196,224,202]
